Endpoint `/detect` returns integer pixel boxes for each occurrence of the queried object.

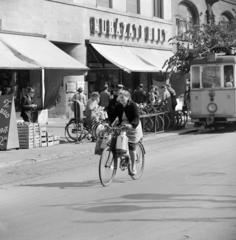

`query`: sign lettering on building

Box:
[90,17,167,43]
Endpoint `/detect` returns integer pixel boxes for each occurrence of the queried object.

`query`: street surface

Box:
[0,129,236,240]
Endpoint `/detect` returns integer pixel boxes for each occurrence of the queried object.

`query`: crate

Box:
[53,135,60,141]
[47,136,54,142]
[17,124,41,149]
[53,140,60,145]
[47,141,54,147]
[41,142,48,147]
[19,143,34,149]
[47,130,54,137]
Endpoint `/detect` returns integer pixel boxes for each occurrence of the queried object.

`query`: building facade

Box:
[1,0,236,119]
[0,0,174,119]
[170,0,236,96]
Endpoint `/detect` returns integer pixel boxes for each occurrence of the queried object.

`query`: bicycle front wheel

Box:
[99,146,117,187]
[130,142,145,180]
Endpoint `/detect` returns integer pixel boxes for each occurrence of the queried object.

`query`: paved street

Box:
[0,128,236,240]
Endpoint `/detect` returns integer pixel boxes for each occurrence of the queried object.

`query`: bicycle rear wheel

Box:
[130,142,145,180]
[66,120,86,142]
[99,146,117,187]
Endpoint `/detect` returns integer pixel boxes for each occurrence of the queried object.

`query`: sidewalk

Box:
[0,119,198,168]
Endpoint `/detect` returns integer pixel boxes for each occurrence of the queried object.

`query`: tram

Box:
[190,47,236,129]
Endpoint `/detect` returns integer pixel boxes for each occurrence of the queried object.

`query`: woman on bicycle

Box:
[109,90,143,175]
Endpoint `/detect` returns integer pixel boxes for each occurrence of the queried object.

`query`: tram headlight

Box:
[207,103,217,113]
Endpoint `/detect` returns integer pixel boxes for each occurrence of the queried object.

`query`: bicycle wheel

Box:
[66,120,86,142]
[163,113,171,130]
[130,142,145,180]
[156,115,164,132]
[99,146,117,187]
[142,117,154,132]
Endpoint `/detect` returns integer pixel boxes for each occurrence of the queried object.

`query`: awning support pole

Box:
[41,69,45,108]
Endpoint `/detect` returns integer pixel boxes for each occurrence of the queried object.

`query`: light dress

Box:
[121,112,143,143]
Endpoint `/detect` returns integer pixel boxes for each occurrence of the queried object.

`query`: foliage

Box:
[164,10,236,75]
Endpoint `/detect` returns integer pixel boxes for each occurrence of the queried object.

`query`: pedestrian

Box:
[99,84,110,110]
[166,83,177,111]
[20,87,37,122]
[71,87,87,109]
[160,85,172,111]
[132,83,146,104]
[84,91,100,128]
[107,89,119,118]
[116,84,124,102]
[183,79,191,113]
[109,90,143,176]
[147,85,156,104]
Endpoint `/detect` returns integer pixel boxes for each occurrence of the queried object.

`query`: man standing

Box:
[99,85,110,110]
[160,85,172,111]
[20,87,37,122]
[166,83,177,111]
[132,83,146,104]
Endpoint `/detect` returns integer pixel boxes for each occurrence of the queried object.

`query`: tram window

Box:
[192,67,200,88]
[202,66,221,88]
[224,65,234,87]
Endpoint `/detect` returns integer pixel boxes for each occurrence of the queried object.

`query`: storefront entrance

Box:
[86,44,167,96]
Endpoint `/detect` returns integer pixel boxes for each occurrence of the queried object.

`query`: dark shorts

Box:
[128,141,138,151]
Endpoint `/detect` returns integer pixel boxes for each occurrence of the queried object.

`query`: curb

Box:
[0,127,197,169]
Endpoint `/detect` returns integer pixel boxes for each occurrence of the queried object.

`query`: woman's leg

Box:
[129,150,137,173]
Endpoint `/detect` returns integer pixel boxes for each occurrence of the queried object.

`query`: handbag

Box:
[94,138,103,155]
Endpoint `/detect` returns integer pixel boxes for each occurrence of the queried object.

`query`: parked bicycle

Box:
[98,125,145,187]
[64,108,108,142]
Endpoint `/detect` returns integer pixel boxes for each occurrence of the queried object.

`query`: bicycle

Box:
[98,125,145,187]
[64,109,108,142]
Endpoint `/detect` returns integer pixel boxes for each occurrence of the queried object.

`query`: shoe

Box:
[130,169,137,176]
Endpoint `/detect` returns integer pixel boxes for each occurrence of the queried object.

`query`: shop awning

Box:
[0,33,89,70]
[125,47,174,72]
[0,40,40,69]
[91,43,173,72]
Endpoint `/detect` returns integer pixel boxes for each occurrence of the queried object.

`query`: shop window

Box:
[191,66,200,89]
[202,66,221,88]
[176,3,197,40]
[127,0,140,14]
[97,0,112,8]
[153,0,163,19]
[123,72,132,93]
[87,70,120,96]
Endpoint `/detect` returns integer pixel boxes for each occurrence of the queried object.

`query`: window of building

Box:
[127,0,140,14]
[220,12,233,25]
[97,0,112,8]
[176,3,197,40]
[153,0,163,18]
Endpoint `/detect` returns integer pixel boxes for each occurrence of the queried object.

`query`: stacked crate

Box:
[17,123,40,149]
[53,135,60,145]
[39,126,47,147]
[47,130,54,146]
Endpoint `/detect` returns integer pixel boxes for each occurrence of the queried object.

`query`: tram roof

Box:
[191,55,236,65]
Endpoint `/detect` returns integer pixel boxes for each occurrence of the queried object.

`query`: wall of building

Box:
[0,0,173,118]
[170,0,236,98]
